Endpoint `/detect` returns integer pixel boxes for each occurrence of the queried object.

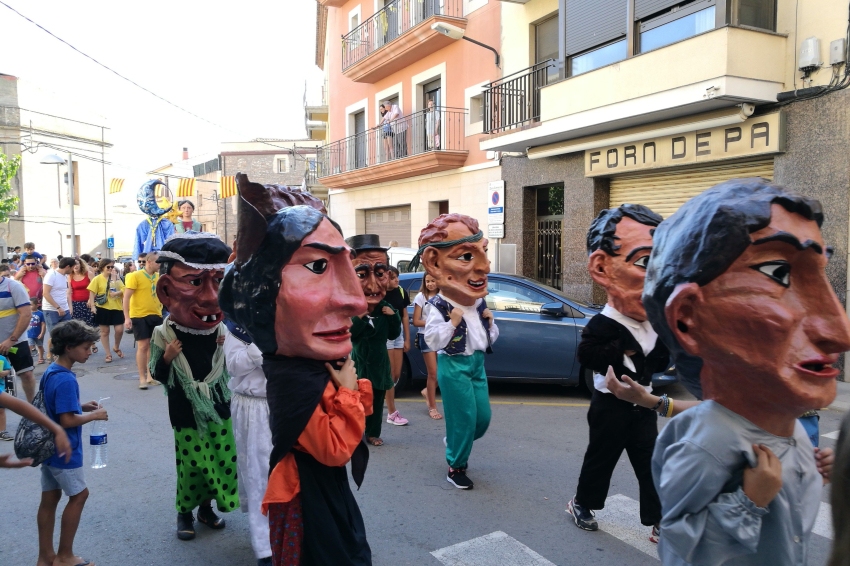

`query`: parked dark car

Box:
[397,272,677,391]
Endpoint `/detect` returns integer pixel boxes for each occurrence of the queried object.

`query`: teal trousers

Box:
[366,387,386,439]
[437,351,491,469]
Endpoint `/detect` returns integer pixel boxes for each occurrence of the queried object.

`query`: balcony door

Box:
[353,110,367,169]
[417,78,441,153]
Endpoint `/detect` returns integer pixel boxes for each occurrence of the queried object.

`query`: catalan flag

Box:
[155,183,165,198]
[109,178,124,194]
[177,178,196,198]
[220,176,237,199]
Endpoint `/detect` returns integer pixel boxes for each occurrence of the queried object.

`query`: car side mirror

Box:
[540,303,565,317]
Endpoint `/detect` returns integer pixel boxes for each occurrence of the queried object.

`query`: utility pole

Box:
[68,152,76,256]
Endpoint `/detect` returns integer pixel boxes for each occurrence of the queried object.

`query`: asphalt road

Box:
[0,334,842,565]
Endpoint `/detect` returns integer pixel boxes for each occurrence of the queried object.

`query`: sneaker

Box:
[649,524,660,544]
[386,411,409,426]
[567,496,598,531]
[447,467,474,490]
[0,431,12,441]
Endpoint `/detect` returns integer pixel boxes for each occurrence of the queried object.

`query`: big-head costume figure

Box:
[414,213,498,490]
[644,178,850,565]
[219,173,373,566]
[147,232,235,541]
[568,204,668,539]
[345,234,401,447]
[133,179,177,260]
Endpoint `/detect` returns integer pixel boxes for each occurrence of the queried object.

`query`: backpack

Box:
[14,374,56,467]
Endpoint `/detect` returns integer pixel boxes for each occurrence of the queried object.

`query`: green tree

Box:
[0,152,21,224]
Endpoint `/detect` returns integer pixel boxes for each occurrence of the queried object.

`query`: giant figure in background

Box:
[133,179,176,260]
[644,178,850,565]
[219,174,373,566]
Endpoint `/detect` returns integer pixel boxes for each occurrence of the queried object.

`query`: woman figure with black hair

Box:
[175,200,201,233]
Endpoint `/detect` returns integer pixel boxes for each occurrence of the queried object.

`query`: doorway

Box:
[353,110,366,169]
[421,78,441,152]
[535,185,563,289]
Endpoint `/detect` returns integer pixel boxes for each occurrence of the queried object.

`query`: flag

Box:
[177,178,196,198]
[220,176,237,199]
[109,178,124,194]
[155,183,164,198]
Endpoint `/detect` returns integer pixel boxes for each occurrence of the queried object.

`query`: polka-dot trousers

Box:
[269,495,303,566]
[173,419,240,514]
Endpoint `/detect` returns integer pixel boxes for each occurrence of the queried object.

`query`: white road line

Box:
[431,531,556,566]
[813,501,833,540]
[596,494,659,560]
[822,430,840,440]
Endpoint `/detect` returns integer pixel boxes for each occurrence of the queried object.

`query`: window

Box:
[382,211,389,222]
[485,281,552,313]
[535,15,560,81]
[570,39,628,76]
[469,94,483,124]
[370,212,377,223]
[737,0,775,31]
[277,156,290,173]
[640,1,715,53]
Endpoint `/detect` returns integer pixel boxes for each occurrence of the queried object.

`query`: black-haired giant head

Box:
[644,177,850,417]
[587,203,663,322]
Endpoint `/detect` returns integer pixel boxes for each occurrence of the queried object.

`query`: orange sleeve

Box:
[294,382,367,468]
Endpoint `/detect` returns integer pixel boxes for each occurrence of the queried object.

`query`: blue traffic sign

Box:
[106,237,115,249]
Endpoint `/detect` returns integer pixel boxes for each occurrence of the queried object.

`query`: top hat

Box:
[158,232,232,269]
[345,234,387,252]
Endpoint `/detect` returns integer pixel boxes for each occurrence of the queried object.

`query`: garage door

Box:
[609,159,774,218]
[364,205,412,247]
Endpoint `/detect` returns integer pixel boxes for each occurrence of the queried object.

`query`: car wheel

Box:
[396,354,412,391]
[581,367,595,395]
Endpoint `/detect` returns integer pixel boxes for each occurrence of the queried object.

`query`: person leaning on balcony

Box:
[385,100,408,158]
[425,98,441,150]
[379,103,395,161]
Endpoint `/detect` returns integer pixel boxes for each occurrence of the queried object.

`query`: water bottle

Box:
[90,399,108,469]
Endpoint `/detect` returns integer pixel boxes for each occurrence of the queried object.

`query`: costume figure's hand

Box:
[382,306,394,316]
[815,447,834,484]
[482,308,494,322]
[164,339,183,363]
[215,335,225,345]
[326,358,358,391]
[743,444,783,508]
[449,308,464,327]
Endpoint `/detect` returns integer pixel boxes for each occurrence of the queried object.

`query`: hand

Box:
[215,335,225,345]
[604,367,656,407]
[52,427,71,463]
[743,444,783,508]
[382,306,394,316]
[326,358,358,391]
[164,339,183,363]
[0,453,33,468]
[124,318,133,331]
[449,308,464,327]
[482,308,494,323]
[624,349,637,357]
[0,338,13,355]
[403,339,410,353]
[91,407,109,421]
[87,301,95,311]
[82,400,100,412]
[57,308,65,318]
[815,447,834,484]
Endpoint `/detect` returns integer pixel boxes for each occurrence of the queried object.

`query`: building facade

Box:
[0,74,114,258]
[482,0,850,311]
[316,0,503,253]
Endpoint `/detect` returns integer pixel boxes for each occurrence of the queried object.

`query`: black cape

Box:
[263,355,371,566]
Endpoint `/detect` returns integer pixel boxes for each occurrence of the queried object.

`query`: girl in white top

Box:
[413,274,442,419]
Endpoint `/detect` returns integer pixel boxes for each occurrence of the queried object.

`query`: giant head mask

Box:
[415,213,489,307]
[586,204,663,322]
[219,174,367,360]
[345,234,389,311]
[156,233,231,332]
[644,178,850,421]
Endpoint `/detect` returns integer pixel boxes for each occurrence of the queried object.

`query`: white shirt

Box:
[593,303,657,393]
[423,294,499,355]
[224,330,267,398]
[42,269,69,312]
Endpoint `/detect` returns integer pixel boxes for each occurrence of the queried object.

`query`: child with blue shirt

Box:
[38,319,107,566]
[28,297,46,364]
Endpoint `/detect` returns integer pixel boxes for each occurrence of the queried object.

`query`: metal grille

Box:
[342,0,462,70]
[536,216,562,290]
[192,157,220,177]
[483,60,554,134]
[318,106,466,178]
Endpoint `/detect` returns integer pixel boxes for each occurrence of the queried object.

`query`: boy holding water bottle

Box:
[37,319,107,566]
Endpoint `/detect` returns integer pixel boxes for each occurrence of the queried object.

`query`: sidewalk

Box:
[829,380,850,412]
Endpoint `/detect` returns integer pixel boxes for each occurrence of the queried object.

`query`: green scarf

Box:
[149,316,230,436]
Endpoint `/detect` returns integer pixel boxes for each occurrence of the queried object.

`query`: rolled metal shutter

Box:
[609,159,774,217]
[565,0,627,56]
[364,206,412,247]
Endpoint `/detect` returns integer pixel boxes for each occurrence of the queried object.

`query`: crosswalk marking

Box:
[822,430,840,440]
[813,501,833,540]
[431,531,556,566]
[597,494,659,559]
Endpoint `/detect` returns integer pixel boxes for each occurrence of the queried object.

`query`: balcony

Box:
[481,26,786,152]
[342,0,465,83]
[483,60,555,134]
[317,0,348,7]
[318,106,468,189]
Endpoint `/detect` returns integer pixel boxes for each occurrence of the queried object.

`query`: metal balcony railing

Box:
[483,60,555,134]
[318,106,466,178]
[342,0,462,70]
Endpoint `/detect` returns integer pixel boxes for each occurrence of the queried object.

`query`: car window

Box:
[485,281,551,313]
[398,260,425,273]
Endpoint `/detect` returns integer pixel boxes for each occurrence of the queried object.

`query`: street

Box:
[1,333,841,566]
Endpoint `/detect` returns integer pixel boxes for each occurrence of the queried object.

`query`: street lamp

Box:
[40,153,76,256]
[431,22,500,67]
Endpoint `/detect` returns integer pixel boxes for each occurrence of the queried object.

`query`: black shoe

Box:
[198,504,226,530]
[176,512,196,540]
[567,496,598,531]
[447,467,474,490]
[257,558,273,566]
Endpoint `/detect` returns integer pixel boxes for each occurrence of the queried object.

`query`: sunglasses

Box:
[104,266,114,270]
[138,261,146,265]
[25,263,36,267]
